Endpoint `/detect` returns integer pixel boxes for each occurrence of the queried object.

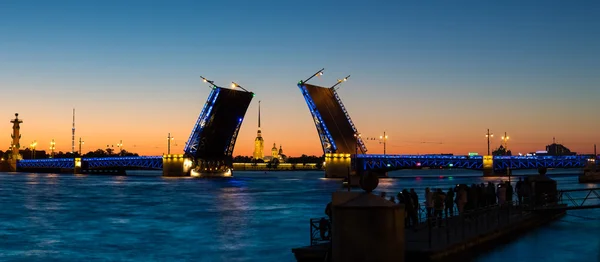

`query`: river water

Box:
[0,169,598,262]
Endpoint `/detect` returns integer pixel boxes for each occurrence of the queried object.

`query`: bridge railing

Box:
[309,218,331,246]
[17,156,164,170]
[408,202,526,249]
[556,188,600,210]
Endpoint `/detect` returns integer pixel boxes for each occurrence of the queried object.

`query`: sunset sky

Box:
[1,1,599,157]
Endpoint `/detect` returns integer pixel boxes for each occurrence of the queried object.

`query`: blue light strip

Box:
[224,117,244,156]
[331,88,367,153]
[185,87,221,156]
[184,87,218,154]
[15,154,591,172]
[355,154,590,171]
[18,156,164,170]
[298,84,337,153]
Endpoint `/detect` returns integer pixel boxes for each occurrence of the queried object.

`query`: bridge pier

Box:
[482,155,494,176]
[0,159,17,172]
[74,158,82,174]
[324,153,353,178]
[162,154,193,177]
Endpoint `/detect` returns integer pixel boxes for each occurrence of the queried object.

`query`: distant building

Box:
[253,101,264,160]
[271,143,278,159]
[546,141,576,156]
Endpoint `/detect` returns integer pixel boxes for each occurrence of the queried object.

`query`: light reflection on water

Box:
[0,169,598,261]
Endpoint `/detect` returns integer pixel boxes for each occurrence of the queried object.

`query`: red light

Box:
[439,176,444,179]
[416,177,421,180]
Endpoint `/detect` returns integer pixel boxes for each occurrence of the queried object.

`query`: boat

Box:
[578,159,600,183]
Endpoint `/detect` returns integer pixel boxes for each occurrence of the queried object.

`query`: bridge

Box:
[355,154,594,172]
[12,71,598,177]
[15,77,254,177]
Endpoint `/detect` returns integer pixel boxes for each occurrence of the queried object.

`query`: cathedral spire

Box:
[253,101,264,160]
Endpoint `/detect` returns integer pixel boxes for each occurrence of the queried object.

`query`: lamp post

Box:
[299,68,325,85]
[330,75,350,90]
[30,141,37,159]
[200,76,218,89]
[117,140,123,155]
[380,132,388,155]
[501,132,510,152]
[49,139,56,158]
[167,133,174,155]
[78,138,84,156]
[486,129,493,155]
[231,81,250,92]
[353,133,361,174]
[501,132,511,182]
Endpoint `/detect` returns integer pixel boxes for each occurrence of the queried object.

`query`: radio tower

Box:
[72,109,75,154]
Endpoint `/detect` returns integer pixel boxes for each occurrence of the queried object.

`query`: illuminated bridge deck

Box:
[17,156,164,170]
[16,155,597,173]
[356,154,595,171]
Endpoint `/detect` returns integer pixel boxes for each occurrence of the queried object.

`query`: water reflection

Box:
[0,170,597,261]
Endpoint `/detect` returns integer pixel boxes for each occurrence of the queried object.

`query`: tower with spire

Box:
[10,113,23,160]
[253,101,264,160]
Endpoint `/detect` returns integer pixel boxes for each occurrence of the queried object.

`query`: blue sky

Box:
[1,1,599,155]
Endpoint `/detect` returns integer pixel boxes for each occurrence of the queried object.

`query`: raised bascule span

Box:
[13,72,599,177]
[16,77,254,177]
[298,79,366,178]
[181,85,254,177]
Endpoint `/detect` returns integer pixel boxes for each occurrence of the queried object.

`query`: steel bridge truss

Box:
[184,87,221,157]
[84,156,163,169]
[225,117,243,156]
[298,84,337,154]
[331,88,367,153]
[357,154,483,170]
[493,156,588,169]
[17,159,74,169]
[16,155,593,172]
[17,156,163,170]
[356,155,591,171]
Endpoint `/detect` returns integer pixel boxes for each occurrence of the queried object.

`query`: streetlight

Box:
[501,132,510,151]
[78,138,84,156]
[117,140,123,154]
[50,139,56,158]
[231,81,250,92]
[200,76,218,89]
[298,68,324,85]
[330,75,351,90]
[353,133,361,174]
[380,132,389,155]
[167,133,174,155]
[30,140,37,159]
[485,129,494,155]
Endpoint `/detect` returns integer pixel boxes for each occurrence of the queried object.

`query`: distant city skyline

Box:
[1,1,599,156]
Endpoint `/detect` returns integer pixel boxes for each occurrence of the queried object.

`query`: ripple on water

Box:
[0,170,598,262]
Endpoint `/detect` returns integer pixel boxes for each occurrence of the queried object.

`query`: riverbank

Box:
[232,162,321,171]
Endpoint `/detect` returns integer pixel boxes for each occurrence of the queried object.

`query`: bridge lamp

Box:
[300,68,325,85]
[200,76,217,89]
[379,132,389,155]
[231,82,250,92]
[485,129,494,156]
[330,75,351,90]
[167,133,174,155]
[30,141,37,159]
[501,133,510,150]
[50,139,56,158]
